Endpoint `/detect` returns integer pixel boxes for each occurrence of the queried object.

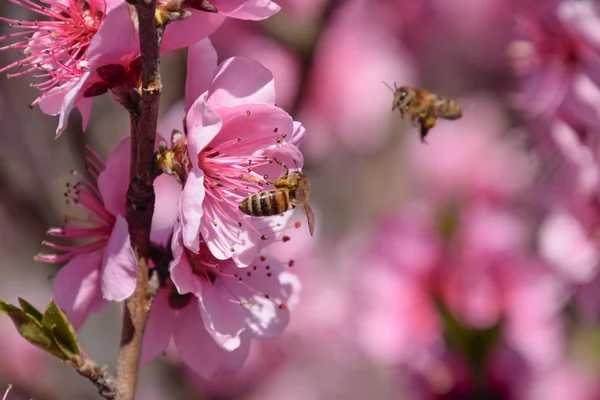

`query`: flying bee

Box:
[385,83,462,142]
[239,160,316,236]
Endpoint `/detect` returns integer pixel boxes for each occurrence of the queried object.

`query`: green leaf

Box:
[17,298,43,323]
[0,300,62,358]
[0,301,22,314]
[41,301,80,360]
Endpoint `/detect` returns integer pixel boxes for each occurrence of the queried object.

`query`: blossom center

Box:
[0,0,106,105]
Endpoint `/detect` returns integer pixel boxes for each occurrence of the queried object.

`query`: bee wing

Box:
[303,203,316,236]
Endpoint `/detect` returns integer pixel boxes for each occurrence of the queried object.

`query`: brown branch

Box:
[116,0,164,398]
[71,351,118,399]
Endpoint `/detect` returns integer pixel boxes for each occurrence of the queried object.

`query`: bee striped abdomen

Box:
[239,189,293,217]
[436,96,462,119]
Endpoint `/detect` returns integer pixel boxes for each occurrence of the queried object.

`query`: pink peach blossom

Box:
[36,138,180,328]
[1,0,278,137]
[357,203,569,375]
[0,0,122,109]
[176,39,307,267]
[140,220,299,378]
[510,0,600,118]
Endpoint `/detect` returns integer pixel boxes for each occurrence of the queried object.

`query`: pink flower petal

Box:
[173,301,251,379]
[38,83,73,116]
[196,278,248,344]
[170,222,203,295]
[185,39,219,113]
[290,121,306,146]
[161,11,225,55]
[212,103,293,147]
[214,0,280,20]
[52,252,106,330]
[55,70,92,138]
[87,1,139,64]
[140,289,176,365]
[539,211,600,283]
[180,166,206,253]
[98,138,130,218]
[206,57,276,108]
[186,95,223,162]
[100,215,137,301]
[150,173,182,245]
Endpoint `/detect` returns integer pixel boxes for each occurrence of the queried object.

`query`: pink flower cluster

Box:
[7,0,308,377]
[511,2,600,296]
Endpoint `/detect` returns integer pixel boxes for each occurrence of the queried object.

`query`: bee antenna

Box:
[382,81,395,93]
[293,159,299,170]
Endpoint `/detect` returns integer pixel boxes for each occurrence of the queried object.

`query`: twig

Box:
[116,0,164,398]
[72,350,118,399]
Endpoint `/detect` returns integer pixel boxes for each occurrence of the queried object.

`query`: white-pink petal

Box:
[98,137,130,218]
[52,252,106,330]
[174,301,251,379]
[206,57,276,108]
[140,289,176,365]
[185,39,219,113]
[100,215,137,301]
[186,96,223,162]
[180,167,206,253]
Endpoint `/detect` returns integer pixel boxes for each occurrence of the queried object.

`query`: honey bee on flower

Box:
[239,159,316,237]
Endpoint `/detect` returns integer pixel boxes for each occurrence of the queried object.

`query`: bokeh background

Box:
[2,0,600,398]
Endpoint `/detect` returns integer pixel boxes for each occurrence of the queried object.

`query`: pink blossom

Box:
[1,0,279,137]
[140,220,299,378]
[510,0,600,118]
[357,203,569,375]
[36,138,180,328]
[176,39,307,267]
[539,210,600,283]
[0,0,121,109]
[357,207,443,370]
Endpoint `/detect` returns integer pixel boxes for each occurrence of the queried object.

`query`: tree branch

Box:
[116,0,164,398]
[72,351,118,399]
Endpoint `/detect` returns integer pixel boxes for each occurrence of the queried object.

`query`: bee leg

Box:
[420,117,437,144]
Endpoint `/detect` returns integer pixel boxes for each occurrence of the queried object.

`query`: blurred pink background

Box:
[2,0,600,399]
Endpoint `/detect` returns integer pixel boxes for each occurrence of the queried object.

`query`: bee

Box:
[386,83,462,142]
[239,160,316,236]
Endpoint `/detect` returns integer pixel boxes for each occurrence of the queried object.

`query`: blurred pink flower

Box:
[431,0,513,70]
[140,220,299,378]
[358,203,569,375]
[539,210,600,283]
[406,94,533,202]
[510,0,600,118]
[177,39,306,267]
[36,138,180,328]
[521,360,600,400]
[298,0,416,159]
